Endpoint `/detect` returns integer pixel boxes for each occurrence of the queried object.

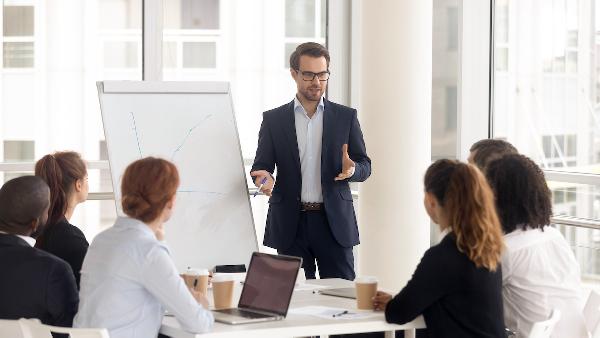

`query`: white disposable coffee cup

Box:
[355,276,378,310]
[212,273,235,310]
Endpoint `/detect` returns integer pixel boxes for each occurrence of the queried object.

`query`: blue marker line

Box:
[171,114,213,160]
[130,112,142,158]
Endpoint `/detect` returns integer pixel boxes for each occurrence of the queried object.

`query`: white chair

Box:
[0,319,29,338]
[19,318,109,338]
[585,290,600,337]
[528,309,562,338]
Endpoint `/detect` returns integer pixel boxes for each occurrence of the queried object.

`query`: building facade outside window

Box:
[492,0,600,278]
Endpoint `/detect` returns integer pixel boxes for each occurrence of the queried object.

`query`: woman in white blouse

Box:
[485,154,586,338]
[74,157,213,338]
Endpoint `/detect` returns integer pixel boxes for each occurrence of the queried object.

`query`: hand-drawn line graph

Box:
[130,112,143,158]
[171,114,213,160]
[177,189,222,195]
[128,111,219,195]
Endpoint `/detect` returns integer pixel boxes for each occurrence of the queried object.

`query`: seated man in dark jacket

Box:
[0,176,79,327]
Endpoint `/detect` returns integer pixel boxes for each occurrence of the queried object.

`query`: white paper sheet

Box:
[289,306,379,320]
[294,283,329,291]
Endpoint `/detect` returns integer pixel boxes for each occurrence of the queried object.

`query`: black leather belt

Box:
[300,202,324,211]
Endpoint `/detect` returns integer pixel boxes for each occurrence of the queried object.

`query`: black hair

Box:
[0,176,50,235]
[485,154,552,233]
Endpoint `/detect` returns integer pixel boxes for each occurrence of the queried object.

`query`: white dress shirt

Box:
[502,226,587,337]
[74,217,213,338]
[294,96,325,203]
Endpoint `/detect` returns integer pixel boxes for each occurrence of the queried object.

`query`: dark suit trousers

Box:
[278,209,355,280]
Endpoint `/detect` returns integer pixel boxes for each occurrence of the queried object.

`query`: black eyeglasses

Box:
[295,69,330,81]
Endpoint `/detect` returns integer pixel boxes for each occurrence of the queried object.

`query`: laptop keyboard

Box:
[215,308,273,319]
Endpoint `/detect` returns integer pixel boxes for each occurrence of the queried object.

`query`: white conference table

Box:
[160,278,425,338]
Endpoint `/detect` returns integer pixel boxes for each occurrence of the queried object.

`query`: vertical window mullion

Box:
[142,0,163,80]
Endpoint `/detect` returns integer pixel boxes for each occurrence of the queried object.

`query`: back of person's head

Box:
[35,151,87,227]
[121,157,179,223]
[289,42,330,70]
[485,154,552,234]
[424,159,504,271]
[0,176,50,236]
[469,139,518,172]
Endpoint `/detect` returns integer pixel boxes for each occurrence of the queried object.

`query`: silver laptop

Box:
[318,287,357,299]
[212,252,302,325]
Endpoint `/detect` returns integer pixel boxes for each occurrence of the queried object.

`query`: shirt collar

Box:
[294,96,325,117]
[0,230,36,247]
[114,216,158,239]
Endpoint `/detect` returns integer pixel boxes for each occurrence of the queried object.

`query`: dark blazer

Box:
[385,234,505,338]
[0,234,79,327]
[36,218,89,288]
[251,99,371,250]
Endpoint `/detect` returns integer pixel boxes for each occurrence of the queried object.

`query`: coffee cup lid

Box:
[355,276,378,283]
[212,273,234,282]
[185,267,209,276]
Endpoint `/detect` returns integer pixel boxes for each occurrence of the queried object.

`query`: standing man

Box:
[250,42,371,280]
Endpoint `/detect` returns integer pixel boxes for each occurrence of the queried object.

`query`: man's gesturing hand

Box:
[334,144,355,181]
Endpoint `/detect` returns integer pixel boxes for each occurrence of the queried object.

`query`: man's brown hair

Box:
[469,139,518,172]
[289,42,330,70]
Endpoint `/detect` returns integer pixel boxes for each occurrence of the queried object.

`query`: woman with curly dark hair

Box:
[486,154,586,337]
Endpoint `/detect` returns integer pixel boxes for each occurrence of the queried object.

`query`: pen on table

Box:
[193,278,198,291]
[332,310,349,318]
[253,177,268,197]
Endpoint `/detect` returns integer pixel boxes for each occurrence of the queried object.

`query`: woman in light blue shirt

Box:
[74,157,213,338]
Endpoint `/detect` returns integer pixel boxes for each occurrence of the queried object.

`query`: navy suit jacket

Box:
[251,99,371,250]
[0,233,79,327]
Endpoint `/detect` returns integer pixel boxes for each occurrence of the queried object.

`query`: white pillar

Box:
[357,0,432,291]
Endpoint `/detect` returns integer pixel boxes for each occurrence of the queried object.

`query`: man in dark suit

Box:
[251,42,371,280]
[0,176,79,327]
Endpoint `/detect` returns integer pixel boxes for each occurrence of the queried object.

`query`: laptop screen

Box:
[238,253,302,316]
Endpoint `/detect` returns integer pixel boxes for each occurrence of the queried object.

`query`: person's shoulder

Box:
[264,101,294,118]
[325,100,356,115]
[427,234,465,264]
[52,220,87,238]
[30,246,73,272]
[417,235,453,264]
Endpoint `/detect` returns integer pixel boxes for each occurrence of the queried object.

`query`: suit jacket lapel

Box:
[282,100,302,174]
[322,99,335,171]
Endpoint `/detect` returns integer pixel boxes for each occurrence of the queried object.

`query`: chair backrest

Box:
[528,309,562,338]
[585,290,600,337]
[0,319,30,338]
[19,318,109,338]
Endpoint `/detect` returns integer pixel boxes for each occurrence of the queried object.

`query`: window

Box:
[99,0,142,74]
[0,0,142,241]
[284,0,327,67]
[162,0,328,160]
[494,0,509,72]
[163,0,220,72]
[2,4,34,68]
[446,7,458,51]
[432,0,459,160]
[3,140,34,182]
[492,0,600,280]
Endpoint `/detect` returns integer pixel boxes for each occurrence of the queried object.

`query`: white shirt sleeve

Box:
[140,245,214,333]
